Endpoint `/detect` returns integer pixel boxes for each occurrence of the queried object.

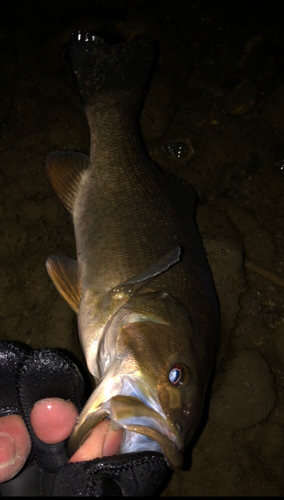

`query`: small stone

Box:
[210,349,276,429]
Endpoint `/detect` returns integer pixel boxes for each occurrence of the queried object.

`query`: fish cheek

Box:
[117,321,170,376]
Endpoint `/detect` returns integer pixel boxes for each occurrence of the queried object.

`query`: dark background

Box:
[0,0,283,495]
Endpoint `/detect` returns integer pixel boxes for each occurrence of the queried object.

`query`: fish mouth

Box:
[68,395,183,469]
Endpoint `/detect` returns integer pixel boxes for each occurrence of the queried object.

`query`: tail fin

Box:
[68,31,156,109]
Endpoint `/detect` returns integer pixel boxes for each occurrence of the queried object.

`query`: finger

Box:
[0,397,123,481]
[0,398,79,484]
[30,398,123,463]
[30,398,79,444]
[68,419,123,463]
[0,415,31,483]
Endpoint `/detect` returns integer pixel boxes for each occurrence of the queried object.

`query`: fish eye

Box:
[169,363,184,387]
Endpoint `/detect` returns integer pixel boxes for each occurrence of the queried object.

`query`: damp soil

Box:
[0,0,284,496]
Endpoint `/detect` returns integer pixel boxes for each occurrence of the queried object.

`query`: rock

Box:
[203,238,245,365]
[210,349,276,428]
[268,323,284,369]
[224,80,258,115]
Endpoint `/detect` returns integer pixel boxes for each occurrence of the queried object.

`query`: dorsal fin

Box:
[45,151,89,214]
[46,255,81,313]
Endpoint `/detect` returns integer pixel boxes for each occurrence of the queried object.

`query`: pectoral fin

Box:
[46,255,81,312]
[109,246,181,299]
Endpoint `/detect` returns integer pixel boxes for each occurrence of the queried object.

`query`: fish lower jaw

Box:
[68,393,183,468]
[68,414,183,470]
[119,424,183,470]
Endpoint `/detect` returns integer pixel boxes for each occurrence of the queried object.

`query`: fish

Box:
[45,30,219,470]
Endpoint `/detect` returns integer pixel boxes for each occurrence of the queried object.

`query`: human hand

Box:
[0,342,169,496]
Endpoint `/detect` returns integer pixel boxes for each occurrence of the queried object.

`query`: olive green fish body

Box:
[45,32,219,469]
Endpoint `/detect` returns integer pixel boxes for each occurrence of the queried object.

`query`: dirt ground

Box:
[0,0,283,496]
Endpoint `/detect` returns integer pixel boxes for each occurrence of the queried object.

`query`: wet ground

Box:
[0,0,284,496]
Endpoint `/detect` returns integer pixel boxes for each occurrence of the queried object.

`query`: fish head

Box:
[69,291,216,469]
[116,291,210,453]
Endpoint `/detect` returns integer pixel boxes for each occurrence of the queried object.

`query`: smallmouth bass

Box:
[45,31,219,469]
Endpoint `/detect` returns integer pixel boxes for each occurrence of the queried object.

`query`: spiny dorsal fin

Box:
[46,254,81,313]
[45,151,89,214]
[109,246,181,299]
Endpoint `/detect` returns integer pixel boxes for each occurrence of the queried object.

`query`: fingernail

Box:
[0,433,18,468]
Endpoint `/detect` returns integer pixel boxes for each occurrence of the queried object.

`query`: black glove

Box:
[0,341,170,496]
